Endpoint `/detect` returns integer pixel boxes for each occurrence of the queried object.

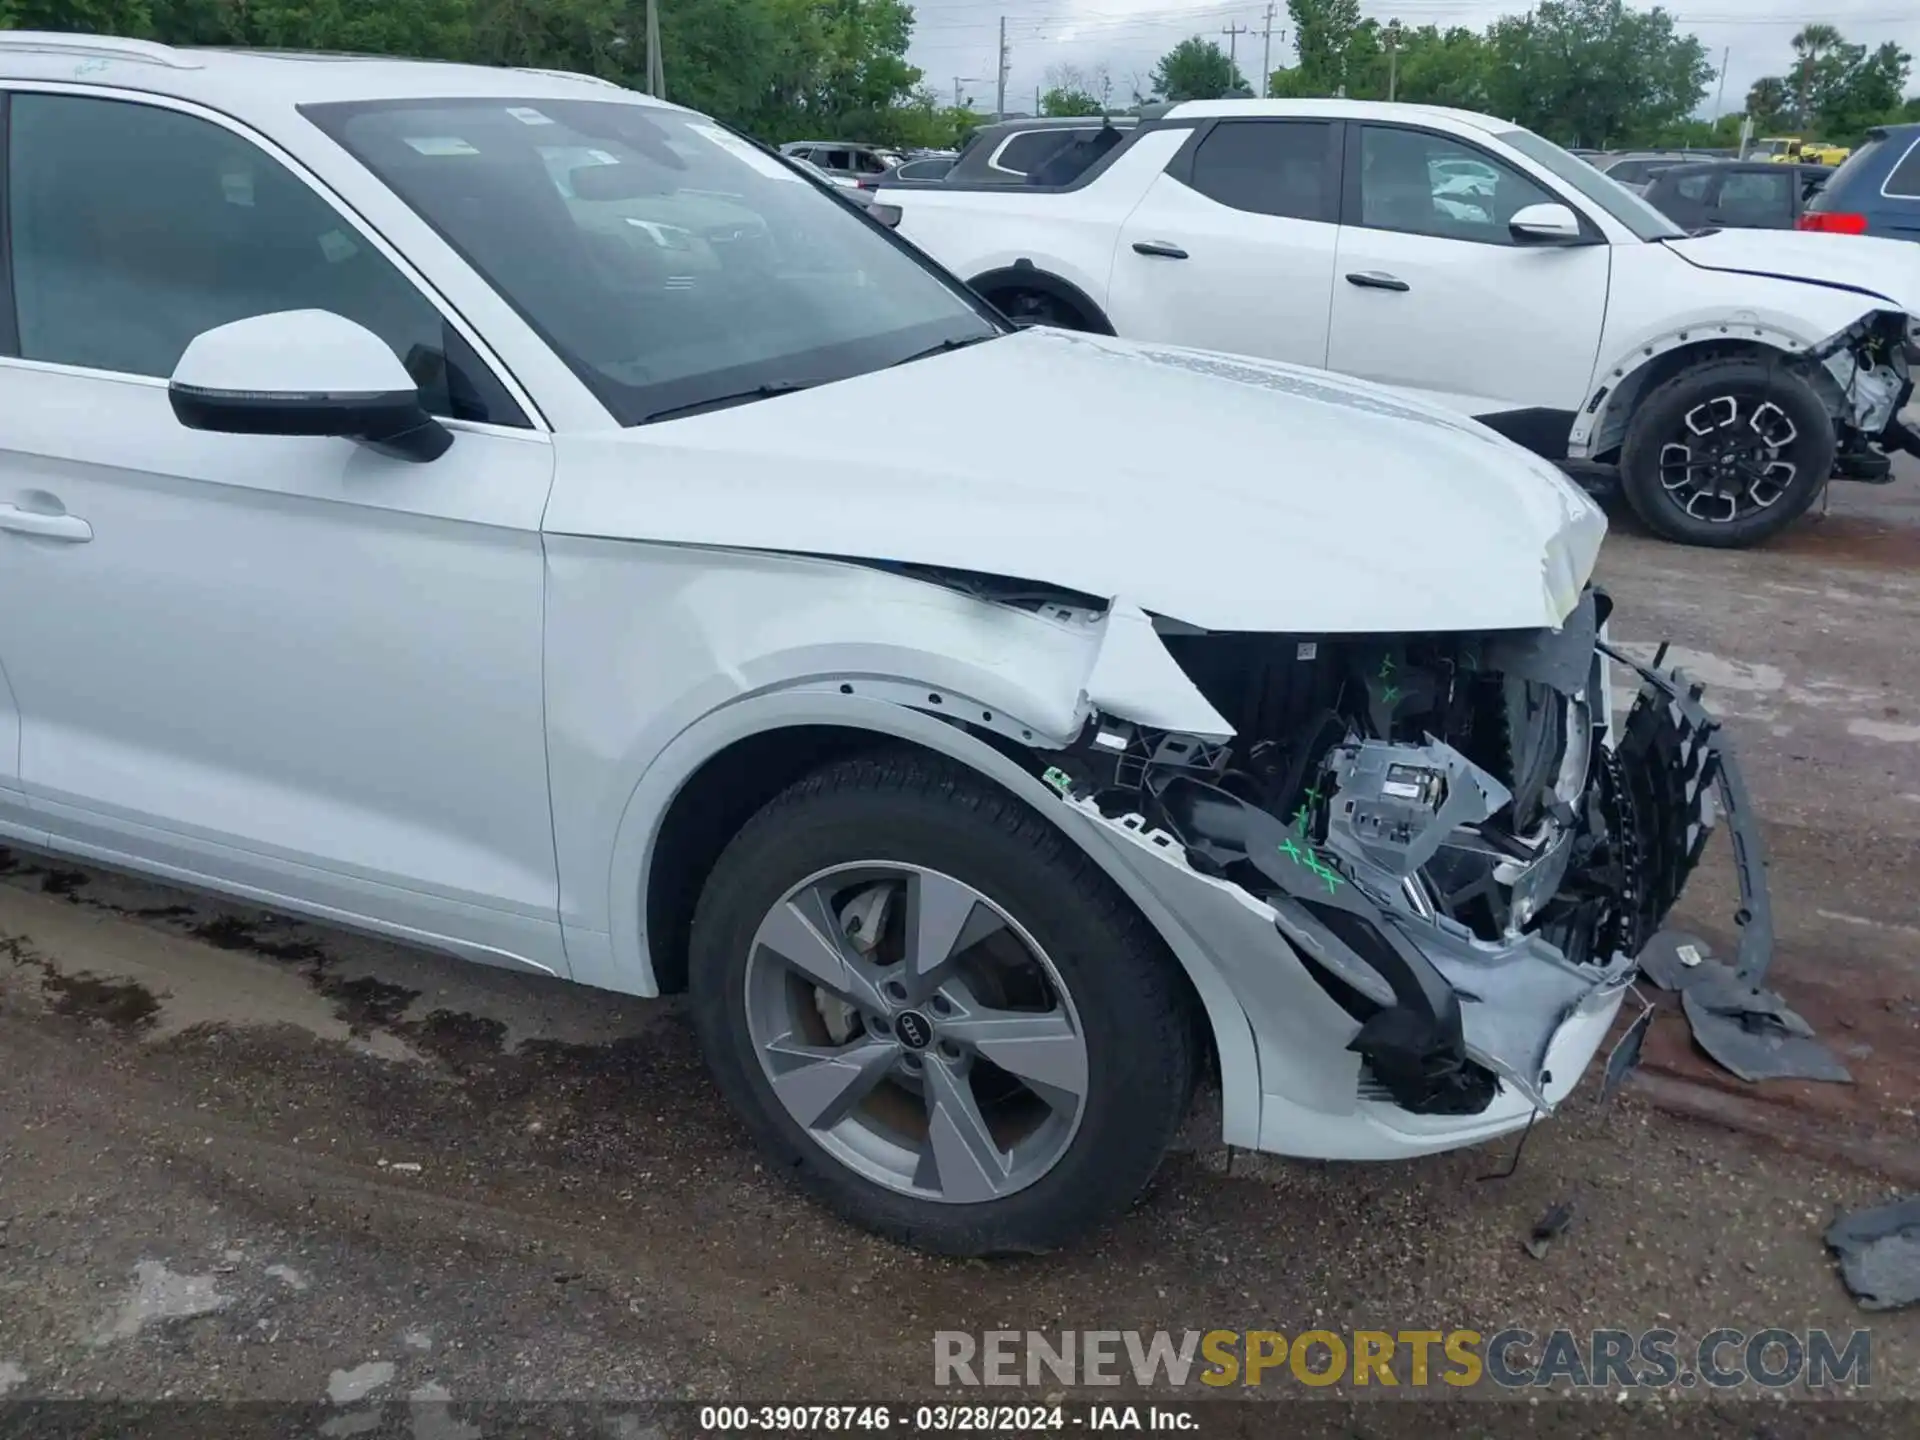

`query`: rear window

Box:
[1886,137,1920,198]
[992,129,1087,175]
[1189,120,1333,222]
[1810,133,1901,208]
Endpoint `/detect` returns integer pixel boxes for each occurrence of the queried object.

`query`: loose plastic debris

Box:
[1679,961,1853,1085]
[1599,999,1654,1104]
[1636,929,1715,992]
[1826,1198,1920,1310]
[1524,1199,1578,1261]
[1633,929,1851,1085]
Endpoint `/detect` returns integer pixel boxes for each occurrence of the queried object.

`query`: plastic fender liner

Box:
[1143,772,1496,1116]
[1601,640,1776,986]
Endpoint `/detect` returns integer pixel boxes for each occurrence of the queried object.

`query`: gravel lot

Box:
[2,465,1917,1422]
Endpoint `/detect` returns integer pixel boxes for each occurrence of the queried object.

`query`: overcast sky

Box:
[907,0,1920,119]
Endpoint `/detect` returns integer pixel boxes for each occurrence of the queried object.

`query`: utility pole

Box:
[1259,5,1277,99]
[1221,21,1248,74]
[1713,45,1729,124]
[643,0,664,98]
[995,16,1008,122]
[1386,19,1401,103]
[953,76,984,110]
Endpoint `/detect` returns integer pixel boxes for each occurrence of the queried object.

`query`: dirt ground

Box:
[2,466,1918,1424]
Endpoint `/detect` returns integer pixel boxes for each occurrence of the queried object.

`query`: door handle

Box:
[1346,271,1411,292]
[0,503,93,542]
[1132,240,1189,259]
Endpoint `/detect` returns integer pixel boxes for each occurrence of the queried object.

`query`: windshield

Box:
[303,98,1000,426]
[1496,128,1685,241]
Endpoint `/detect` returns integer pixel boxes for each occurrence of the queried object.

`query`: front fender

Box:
[605,687,1266,1148]
[1572,256,1886,458]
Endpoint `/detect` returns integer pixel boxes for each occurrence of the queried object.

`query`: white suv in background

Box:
[879,99,1920,549]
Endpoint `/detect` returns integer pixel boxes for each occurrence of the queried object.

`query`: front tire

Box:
[1619,357,1835,548]
[688,750,1197,1255]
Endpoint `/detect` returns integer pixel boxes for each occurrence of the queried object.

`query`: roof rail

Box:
[0,31,205,70]
[513,66,628,91]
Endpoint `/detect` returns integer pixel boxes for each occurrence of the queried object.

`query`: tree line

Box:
[6,0,1917,154]
[1152,0,1916,151]
[1,0,976,149]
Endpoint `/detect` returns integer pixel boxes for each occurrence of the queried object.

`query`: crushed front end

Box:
[1039,587,1773,1151]
[1823,309,1920,479]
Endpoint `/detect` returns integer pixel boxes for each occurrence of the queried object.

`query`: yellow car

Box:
[1759,136,1851,166]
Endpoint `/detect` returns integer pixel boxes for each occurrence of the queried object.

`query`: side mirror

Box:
[1508,202,1588,245]
[168,310,452,463]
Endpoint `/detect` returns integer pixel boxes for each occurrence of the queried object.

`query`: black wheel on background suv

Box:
[687,750,1197,1256]
[1619,356,1836,548]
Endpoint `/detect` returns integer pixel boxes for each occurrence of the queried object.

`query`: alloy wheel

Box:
[1656,392,1804,524]
[741,862,1088,1204]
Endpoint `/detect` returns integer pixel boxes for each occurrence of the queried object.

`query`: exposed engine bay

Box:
[1032,586,1773,1120]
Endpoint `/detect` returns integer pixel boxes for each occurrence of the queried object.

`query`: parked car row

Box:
[876,98,1920,549]
[0,35,1784,1258]
[1640,160,1833,230]
[1588,149,1718,192]
[1800,123,1920,242]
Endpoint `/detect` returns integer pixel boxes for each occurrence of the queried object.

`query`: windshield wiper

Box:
[887,333,1001,369]
[642,380,813,424]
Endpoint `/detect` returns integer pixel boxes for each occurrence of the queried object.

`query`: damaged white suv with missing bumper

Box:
[0,42,1770,1255]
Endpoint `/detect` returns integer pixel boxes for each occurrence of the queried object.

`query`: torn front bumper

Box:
[1049,617,1776,1161]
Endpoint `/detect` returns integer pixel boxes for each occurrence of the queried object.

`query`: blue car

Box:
[1799,122,1920,241]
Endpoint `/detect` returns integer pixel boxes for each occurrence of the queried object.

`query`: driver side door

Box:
[1326,123,1611,456]
[0,87,567,969]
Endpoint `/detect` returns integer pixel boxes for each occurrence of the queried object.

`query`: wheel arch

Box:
[1570,330,1836,462]
[619,689,1261,1146]
[967,263,1117,334]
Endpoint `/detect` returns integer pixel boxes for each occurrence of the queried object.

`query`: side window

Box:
[819,149,852,172]
[5,93,524,426]
[1716,169,1794,226]
[1884,139,1920,198]
[1187,120,1334,221]
[994,130,1082,175]
[854,151,888,175]
[1357,126,1557,244]
[1674,172,1715,202]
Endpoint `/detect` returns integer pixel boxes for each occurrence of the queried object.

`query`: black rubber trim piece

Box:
[0,91,18,357]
